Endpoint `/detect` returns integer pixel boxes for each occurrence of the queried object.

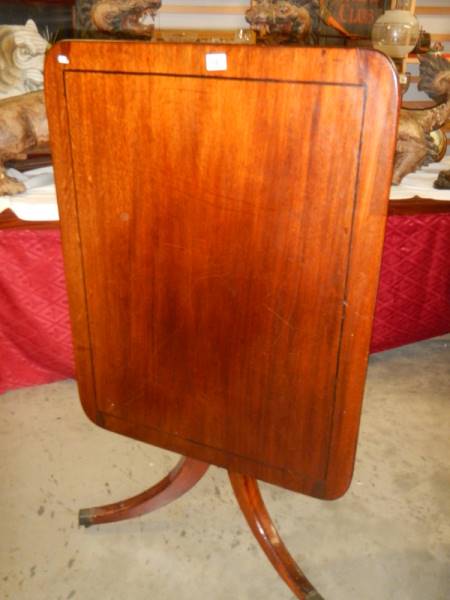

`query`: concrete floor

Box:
[1,338,449,600]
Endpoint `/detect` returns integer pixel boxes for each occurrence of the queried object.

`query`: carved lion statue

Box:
[245,0,355,44]
[73,0,162,37]
[245,0,315,43]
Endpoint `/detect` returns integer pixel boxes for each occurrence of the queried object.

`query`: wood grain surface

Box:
[45,42,399,499]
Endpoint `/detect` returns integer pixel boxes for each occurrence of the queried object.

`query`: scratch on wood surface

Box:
[263,304,294,330]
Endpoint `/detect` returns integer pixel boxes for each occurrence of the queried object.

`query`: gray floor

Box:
[1,338,449,600]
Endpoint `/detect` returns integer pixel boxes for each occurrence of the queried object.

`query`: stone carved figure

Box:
[393,54,450,185]
[73,0,162,37]
[0,20,49,100]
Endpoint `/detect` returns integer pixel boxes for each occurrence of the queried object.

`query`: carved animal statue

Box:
[0,91,48,196]
[393,54,450,185]
[73,0,162,36]
[245,0,355,43]
[0,20,49,100]
[245,0,314,42]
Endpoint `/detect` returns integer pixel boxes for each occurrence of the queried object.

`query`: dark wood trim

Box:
[5,154,53,172]
[388,198,450,215]
[0,208,59,230]
[229,471,322,600]
[18,1,74,5]
[79,457,209,527]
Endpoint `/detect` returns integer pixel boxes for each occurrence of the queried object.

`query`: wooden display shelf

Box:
[159,5,247,15]
[153,28,255,43]
[0,208,58,229]
[406,52,450,65]
[388,197,450,215]
[415,6,450,15]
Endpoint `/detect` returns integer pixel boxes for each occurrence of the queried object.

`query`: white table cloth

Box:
[1,160,450,222]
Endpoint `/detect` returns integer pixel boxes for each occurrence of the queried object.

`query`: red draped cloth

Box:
[371,214,450,352]
[0,229,74,393]
[1,215,450,393]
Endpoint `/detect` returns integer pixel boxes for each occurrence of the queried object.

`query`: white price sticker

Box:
[205,53,227,72]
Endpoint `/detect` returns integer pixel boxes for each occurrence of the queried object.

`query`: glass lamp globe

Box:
[371,9,419,59]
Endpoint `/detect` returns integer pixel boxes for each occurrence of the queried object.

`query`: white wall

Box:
[404,0,450,102]
[153,0,249,31]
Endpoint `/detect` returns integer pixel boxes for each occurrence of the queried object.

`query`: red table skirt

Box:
[2,214,450,394]
[0,229,74,393]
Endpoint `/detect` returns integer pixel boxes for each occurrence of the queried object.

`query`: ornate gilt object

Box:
[393,54,450,185]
